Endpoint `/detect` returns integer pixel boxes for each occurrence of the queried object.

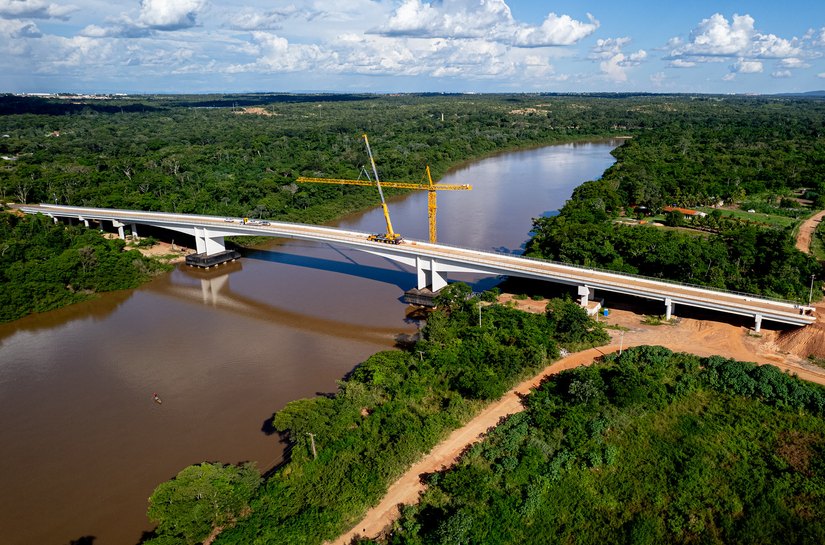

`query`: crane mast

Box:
[295,134,472,244]
[362,134,401,244]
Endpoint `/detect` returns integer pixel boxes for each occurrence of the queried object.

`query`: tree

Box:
[147,462,260,545]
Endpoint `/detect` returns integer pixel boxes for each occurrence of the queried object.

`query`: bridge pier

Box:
[665,297,675,320]
[578,285,594,307]
[754,314,763,333]
[194,227,226,256]
[111,220,125,239]
[130,223,139,240]
[416,256,448,292]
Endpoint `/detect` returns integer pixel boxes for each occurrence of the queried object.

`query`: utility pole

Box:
[619,331,624,356]
[810,274,816,305]
[306,432,317,460]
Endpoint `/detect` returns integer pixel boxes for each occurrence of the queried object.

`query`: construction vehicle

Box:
[296,134,471,244]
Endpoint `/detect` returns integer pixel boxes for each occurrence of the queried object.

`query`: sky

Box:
[1,0,825,95]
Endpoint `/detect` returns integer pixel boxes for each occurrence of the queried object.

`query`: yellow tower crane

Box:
[296,134,471,244]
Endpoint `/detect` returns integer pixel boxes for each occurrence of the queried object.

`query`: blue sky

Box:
[2,0,824,94]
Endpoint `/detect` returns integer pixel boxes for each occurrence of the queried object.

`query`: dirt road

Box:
[795,209,825,253]
[331,305,825,545]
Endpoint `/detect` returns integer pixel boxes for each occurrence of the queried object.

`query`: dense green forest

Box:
[376,346,825,545]
[0,92,639,224]
[144,285,609,545]
[0,211,169,322]
[3,93,824,305]
[525,96,825,302]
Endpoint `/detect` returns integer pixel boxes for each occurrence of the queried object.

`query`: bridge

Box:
[18,204,817,331]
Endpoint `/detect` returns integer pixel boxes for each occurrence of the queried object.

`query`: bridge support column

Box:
[112,220,125,239]
[578,285,594,307]
[665,297,675,320]
[194,227,226,256]
[416,256,448,292]
[754,314,763,333]
[130,223,139,239]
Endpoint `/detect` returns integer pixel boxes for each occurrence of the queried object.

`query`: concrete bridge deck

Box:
[18,204,816,331]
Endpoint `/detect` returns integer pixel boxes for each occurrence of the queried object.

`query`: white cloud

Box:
[79,18,152,38]
[512,12,599,47]
[227,7,299,31]
[673,13,754,57]
[0,0,76,20]
[779,57,809,69]
[731,58,763,74]
[376,0,598,47]
[590,37,646,83]
[229,32,334,73]
[667,14,804,61]
[139,0,205,31]
[665,12,815,83]
[771,70,791,78]
[818,72,825,79]
[669,59,696,68]
[0,16,40,37]
[750,32,801,59]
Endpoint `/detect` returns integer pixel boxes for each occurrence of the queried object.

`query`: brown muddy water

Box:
[0,141,620,544]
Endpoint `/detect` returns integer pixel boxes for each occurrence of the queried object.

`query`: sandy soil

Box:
[330,301,825,545]
[234,107,277,116]
[127,238,189,264]
[795,209,825,253]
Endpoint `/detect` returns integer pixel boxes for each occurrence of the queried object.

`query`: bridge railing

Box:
[423,239,807,307]
[29,204,809,308]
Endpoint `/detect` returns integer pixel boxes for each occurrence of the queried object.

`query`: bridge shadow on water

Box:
[243,244,508,296]
[243,245,415,291]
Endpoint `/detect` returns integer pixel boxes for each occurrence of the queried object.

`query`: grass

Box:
[810,226,825,262]
[695,206,799,228]
[641,315,674,326]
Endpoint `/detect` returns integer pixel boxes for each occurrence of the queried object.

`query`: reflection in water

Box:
[168,264,408,344]
[0,140,621,545]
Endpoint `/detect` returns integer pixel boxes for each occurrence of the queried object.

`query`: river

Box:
[0,140,621,545]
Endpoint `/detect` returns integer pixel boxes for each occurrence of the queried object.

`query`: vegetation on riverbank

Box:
[4,93,824,309]
[375,346,825,545]
[525,97,825,301]
[143,285,609,545]
[0,211,170,322]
